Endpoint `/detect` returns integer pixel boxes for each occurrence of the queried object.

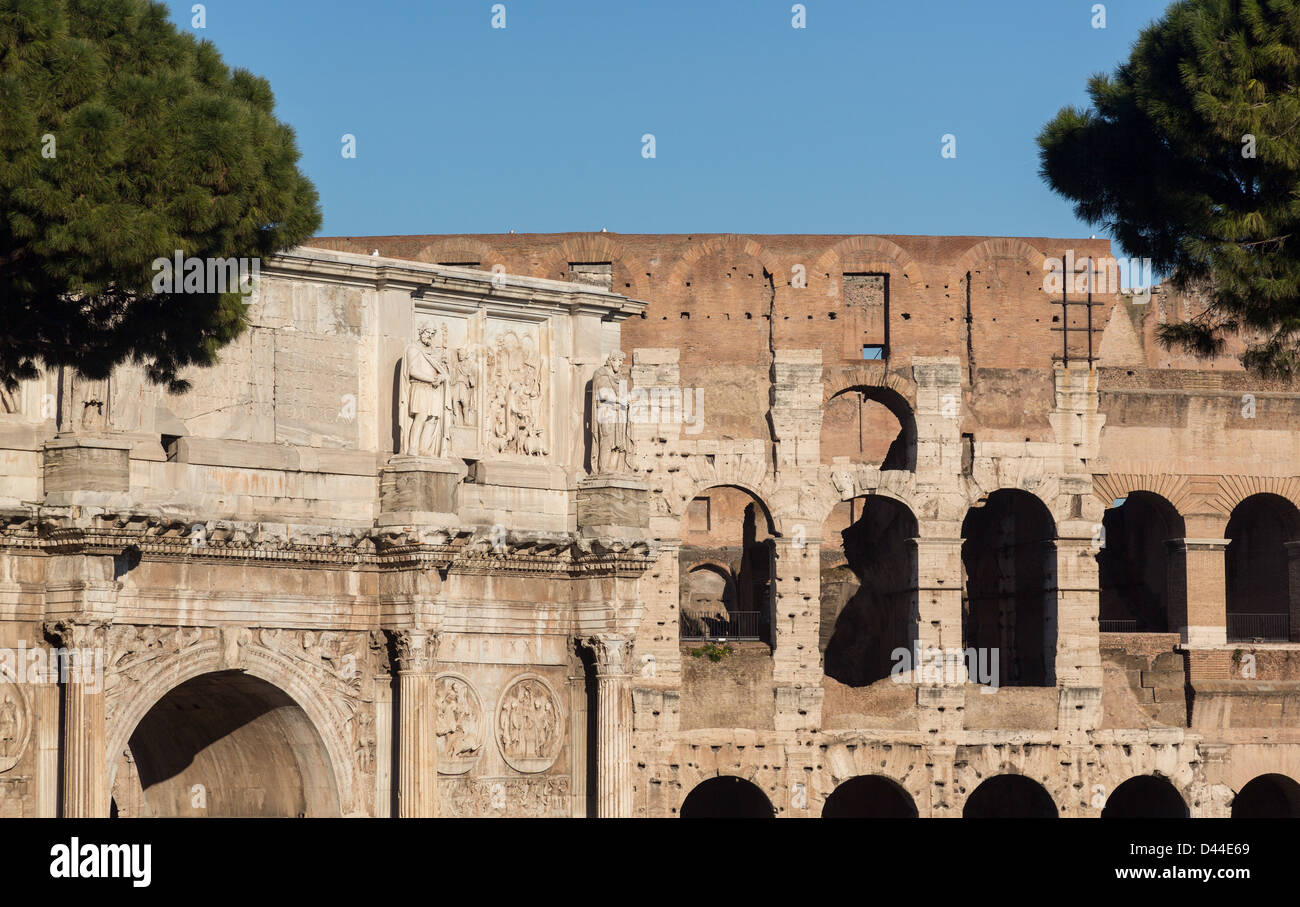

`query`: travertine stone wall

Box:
[0,235,1297,818]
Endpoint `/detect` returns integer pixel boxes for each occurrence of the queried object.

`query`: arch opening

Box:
[961,490,1058,687]
[680,776,774,818]
[1226,494,1299,642]
[1097,492,1185,633]
[821,495,919,686]
[114,670,340,818]
[963,775,1057,818]
[679,486,775,645]
[1232,774,1300,818]
[822,775,918,818]
[821,386,917,472]
[1101,775,1189,818]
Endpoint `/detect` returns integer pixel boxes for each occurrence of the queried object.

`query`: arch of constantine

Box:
[0,232,1297,818]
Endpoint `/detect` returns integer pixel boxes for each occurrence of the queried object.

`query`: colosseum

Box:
[0,231,1297,818]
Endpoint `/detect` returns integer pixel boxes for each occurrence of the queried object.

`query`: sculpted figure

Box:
[591,351,632,474]
[0,695,17,757]
[400,325,451,457]
[450,348,477,427]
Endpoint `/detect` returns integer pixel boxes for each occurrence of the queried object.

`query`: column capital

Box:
[42,618,110,652]
[583,634,634,677]
[391,629,439,673]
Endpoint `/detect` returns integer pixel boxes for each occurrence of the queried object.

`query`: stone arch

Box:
[115,670,340,817]
[822,384,918,471]
[1097,491,1186,632]
[822,773,919,818]
[812,236,920,287]
[1225,492,1300,641]
[670,471,783,535]
[415,237,502,268]
[665,235,784,290]
[105,638,356,813]
[822,364,918,410]
[962,773,1058,818]
[1101,774,1190,818]
[1092,471,1194,519]
[961,489,1058,687]
[1232,773,1300,818]
[947,238,1050,286]
[680,775,774,818]
[669,742,784,816]
[534,234,646,297]
[1209,475,1300,517]
[821,494,919,686]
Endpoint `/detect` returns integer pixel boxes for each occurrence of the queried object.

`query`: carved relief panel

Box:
[435,672,484,774]
[495,673,564,774]
[0,679,30,774]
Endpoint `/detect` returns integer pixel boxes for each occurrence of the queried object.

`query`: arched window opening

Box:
[822,496,918,686]
[961,490,1058,687]
[1097,492,1185,632]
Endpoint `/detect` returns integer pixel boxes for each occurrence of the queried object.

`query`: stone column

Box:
[1285,541,1300,643]
[49,621,108,817]
[1168,519,1229,646]
[393,630,439,818]
[584,635,633,818]
[567,665,589,818]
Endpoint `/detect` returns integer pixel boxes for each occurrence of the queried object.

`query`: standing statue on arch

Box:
[400,324,451,458]
[590,351,634,474]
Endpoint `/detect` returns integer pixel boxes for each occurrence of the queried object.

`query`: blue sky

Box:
[162,0,1173,243]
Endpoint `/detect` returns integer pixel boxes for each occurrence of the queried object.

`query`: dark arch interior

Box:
[961,490,1057,686]
[1226,494,1298,642]
[121,670,340,817]
[822,775,918,818]
[1232,774,1300,818]
[1097,493,1185,632]
[680,776,774,818]
[823,495,918,686]
[1101,775,1189,818]
[963,775,1058,818]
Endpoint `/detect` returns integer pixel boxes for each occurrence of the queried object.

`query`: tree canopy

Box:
[1038,0,1300,376]
[0,0,321,392]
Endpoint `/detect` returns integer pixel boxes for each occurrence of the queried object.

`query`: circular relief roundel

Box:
[495,674,564,774]
[0,679,31,774]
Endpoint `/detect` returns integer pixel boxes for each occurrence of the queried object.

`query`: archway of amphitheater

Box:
[961,489,1057,687]
[679,776,774,818]
[962,775,1058,818]
[110,670,340,818]
[822,775,918,818]
[1225,493,1300,642]
[821,494,918,687]
[821,386,917,472]
[1231,774,1300,818]
[1100,775,1189,818]
[1097,492,1184,633]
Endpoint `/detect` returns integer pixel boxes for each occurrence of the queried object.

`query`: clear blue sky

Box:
[162,0,1173,244]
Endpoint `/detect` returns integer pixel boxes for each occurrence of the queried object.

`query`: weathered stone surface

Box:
[1,235,1298,819]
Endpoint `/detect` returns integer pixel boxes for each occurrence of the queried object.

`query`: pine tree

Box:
[0,0,321,392]
[1039,0,1300,376]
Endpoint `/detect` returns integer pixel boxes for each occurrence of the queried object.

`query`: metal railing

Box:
[680,610,762,641]
[1099,619,1139,633]
[1227,613,1291,642]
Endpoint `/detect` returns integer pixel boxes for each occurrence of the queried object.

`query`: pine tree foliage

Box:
[1039,0,1300,376]
[0,0,321,392]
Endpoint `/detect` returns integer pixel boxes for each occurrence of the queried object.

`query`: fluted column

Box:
[393,630,439,818]
[48,621,108,817]
[584,634,633,818]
